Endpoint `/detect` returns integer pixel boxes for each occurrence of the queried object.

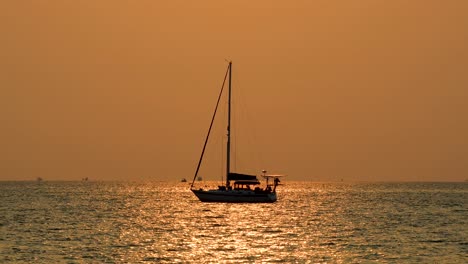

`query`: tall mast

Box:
[226,61,232,187]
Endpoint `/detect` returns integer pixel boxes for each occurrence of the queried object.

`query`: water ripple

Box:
[0,181,467,263]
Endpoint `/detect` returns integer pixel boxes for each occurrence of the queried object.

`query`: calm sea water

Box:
[0,181,466,263]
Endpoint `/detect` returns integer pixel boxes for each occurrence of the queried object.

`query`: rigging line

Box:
[238,84,261,173]
[190,63,231,189]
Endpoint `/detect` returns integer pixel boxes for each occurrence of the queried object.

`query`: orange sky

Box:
[1,1,467,181]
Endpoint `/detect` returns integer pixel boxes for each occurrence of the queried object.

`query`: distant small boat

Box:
[197,176,202,182]
[36,177,43,182]
[189,61,284,203]
[181,178,187,182]
[82,177,89,181]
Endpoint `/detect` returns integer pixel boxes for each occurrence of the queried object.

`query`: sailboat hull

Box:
[192,189,277,203]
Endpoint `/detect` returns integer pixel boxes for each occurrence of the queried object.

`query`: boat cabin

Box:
[233,180,260,190]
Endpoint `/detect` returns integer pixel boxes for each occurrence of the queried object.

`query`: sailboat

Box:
[190,61,283,203]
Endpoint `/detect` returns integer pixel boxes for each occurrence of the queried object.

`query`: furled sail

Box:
[228,173,258,181]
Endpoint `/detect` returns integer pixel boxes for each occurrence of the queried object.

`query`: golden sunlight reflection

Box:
[115,181,467,262]
[109,181,371,262]
[194,182,388,262]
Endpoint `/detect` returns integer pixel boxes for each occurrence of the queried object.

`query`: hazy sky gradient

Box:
[1,1,467,181]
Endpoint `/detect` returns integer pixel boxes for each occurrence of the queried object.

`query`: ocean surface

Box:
[0,181,466,263]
